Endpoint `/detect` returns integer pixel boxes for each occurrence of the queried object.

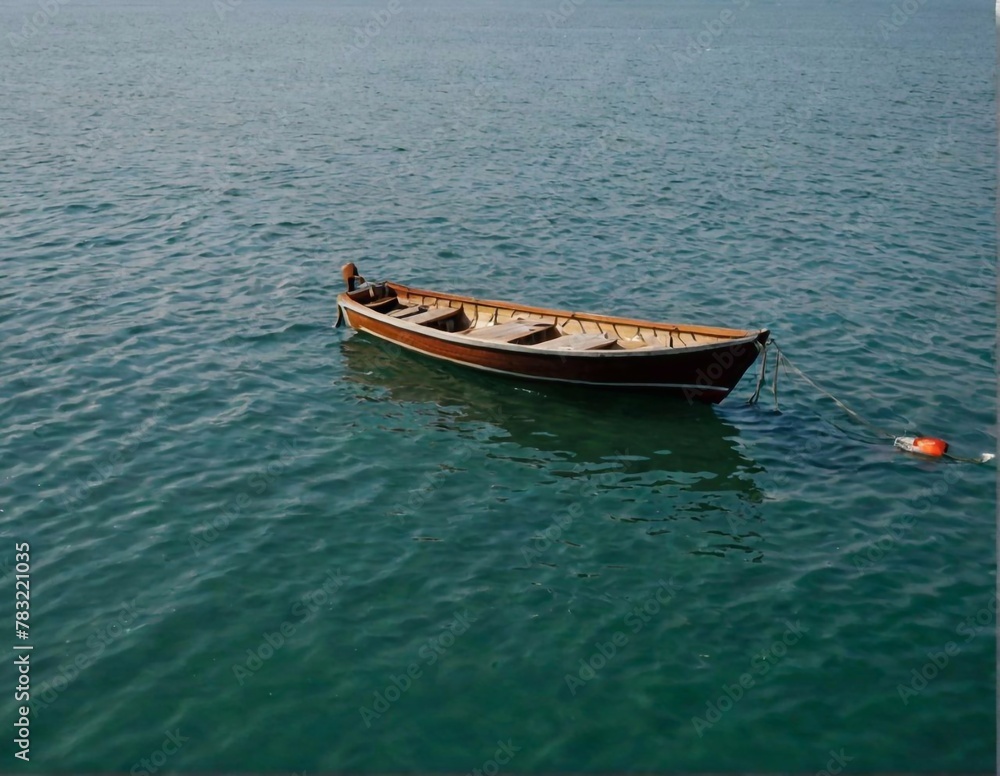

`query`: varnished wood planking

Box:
[338,266,769,403]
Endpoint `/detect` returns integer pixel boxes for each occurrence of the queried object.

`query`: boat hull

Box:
[339,300,768,404]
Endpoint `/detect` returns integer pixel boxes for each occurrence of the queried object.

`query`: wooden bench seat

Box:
[406,307,462,326]
[462,320,555,344]
[387,305,426,319]
[531,332,615,351]
[362,296,397,312]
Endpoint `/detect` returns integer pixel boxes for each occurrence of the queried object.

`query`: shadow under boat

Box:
[340,335,765,490]
[341,336,777,562]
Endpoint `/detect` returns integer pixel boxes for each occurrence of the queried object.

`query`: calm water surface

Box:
[1,0,995,770]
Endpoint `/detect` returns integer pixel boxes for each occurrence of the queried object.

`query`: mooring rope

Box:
[747,340,768,405]
[749,340,994,464]
[771,342,896,439]
[772,341,781,411]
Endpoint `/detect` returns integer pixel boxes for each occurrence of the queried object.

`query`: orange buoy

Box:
[894,436,949,457]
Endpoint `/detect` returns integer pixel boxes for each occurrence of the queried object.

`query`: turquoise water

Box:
[2,0,995,770]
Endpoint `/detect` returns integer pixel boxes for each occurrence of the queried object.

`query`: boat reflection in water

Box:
[340,336,772,562]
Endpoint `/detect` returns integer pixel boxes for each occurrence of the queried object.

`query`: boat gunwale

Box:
[384,281,761,339]
[338,291,768,359]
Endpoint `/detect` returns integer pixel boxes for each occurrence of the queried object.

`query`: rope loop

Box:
[747,340,995,464]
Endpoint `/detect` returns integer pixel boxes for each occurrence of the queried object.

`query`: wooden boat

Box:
[336,263,770,404]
